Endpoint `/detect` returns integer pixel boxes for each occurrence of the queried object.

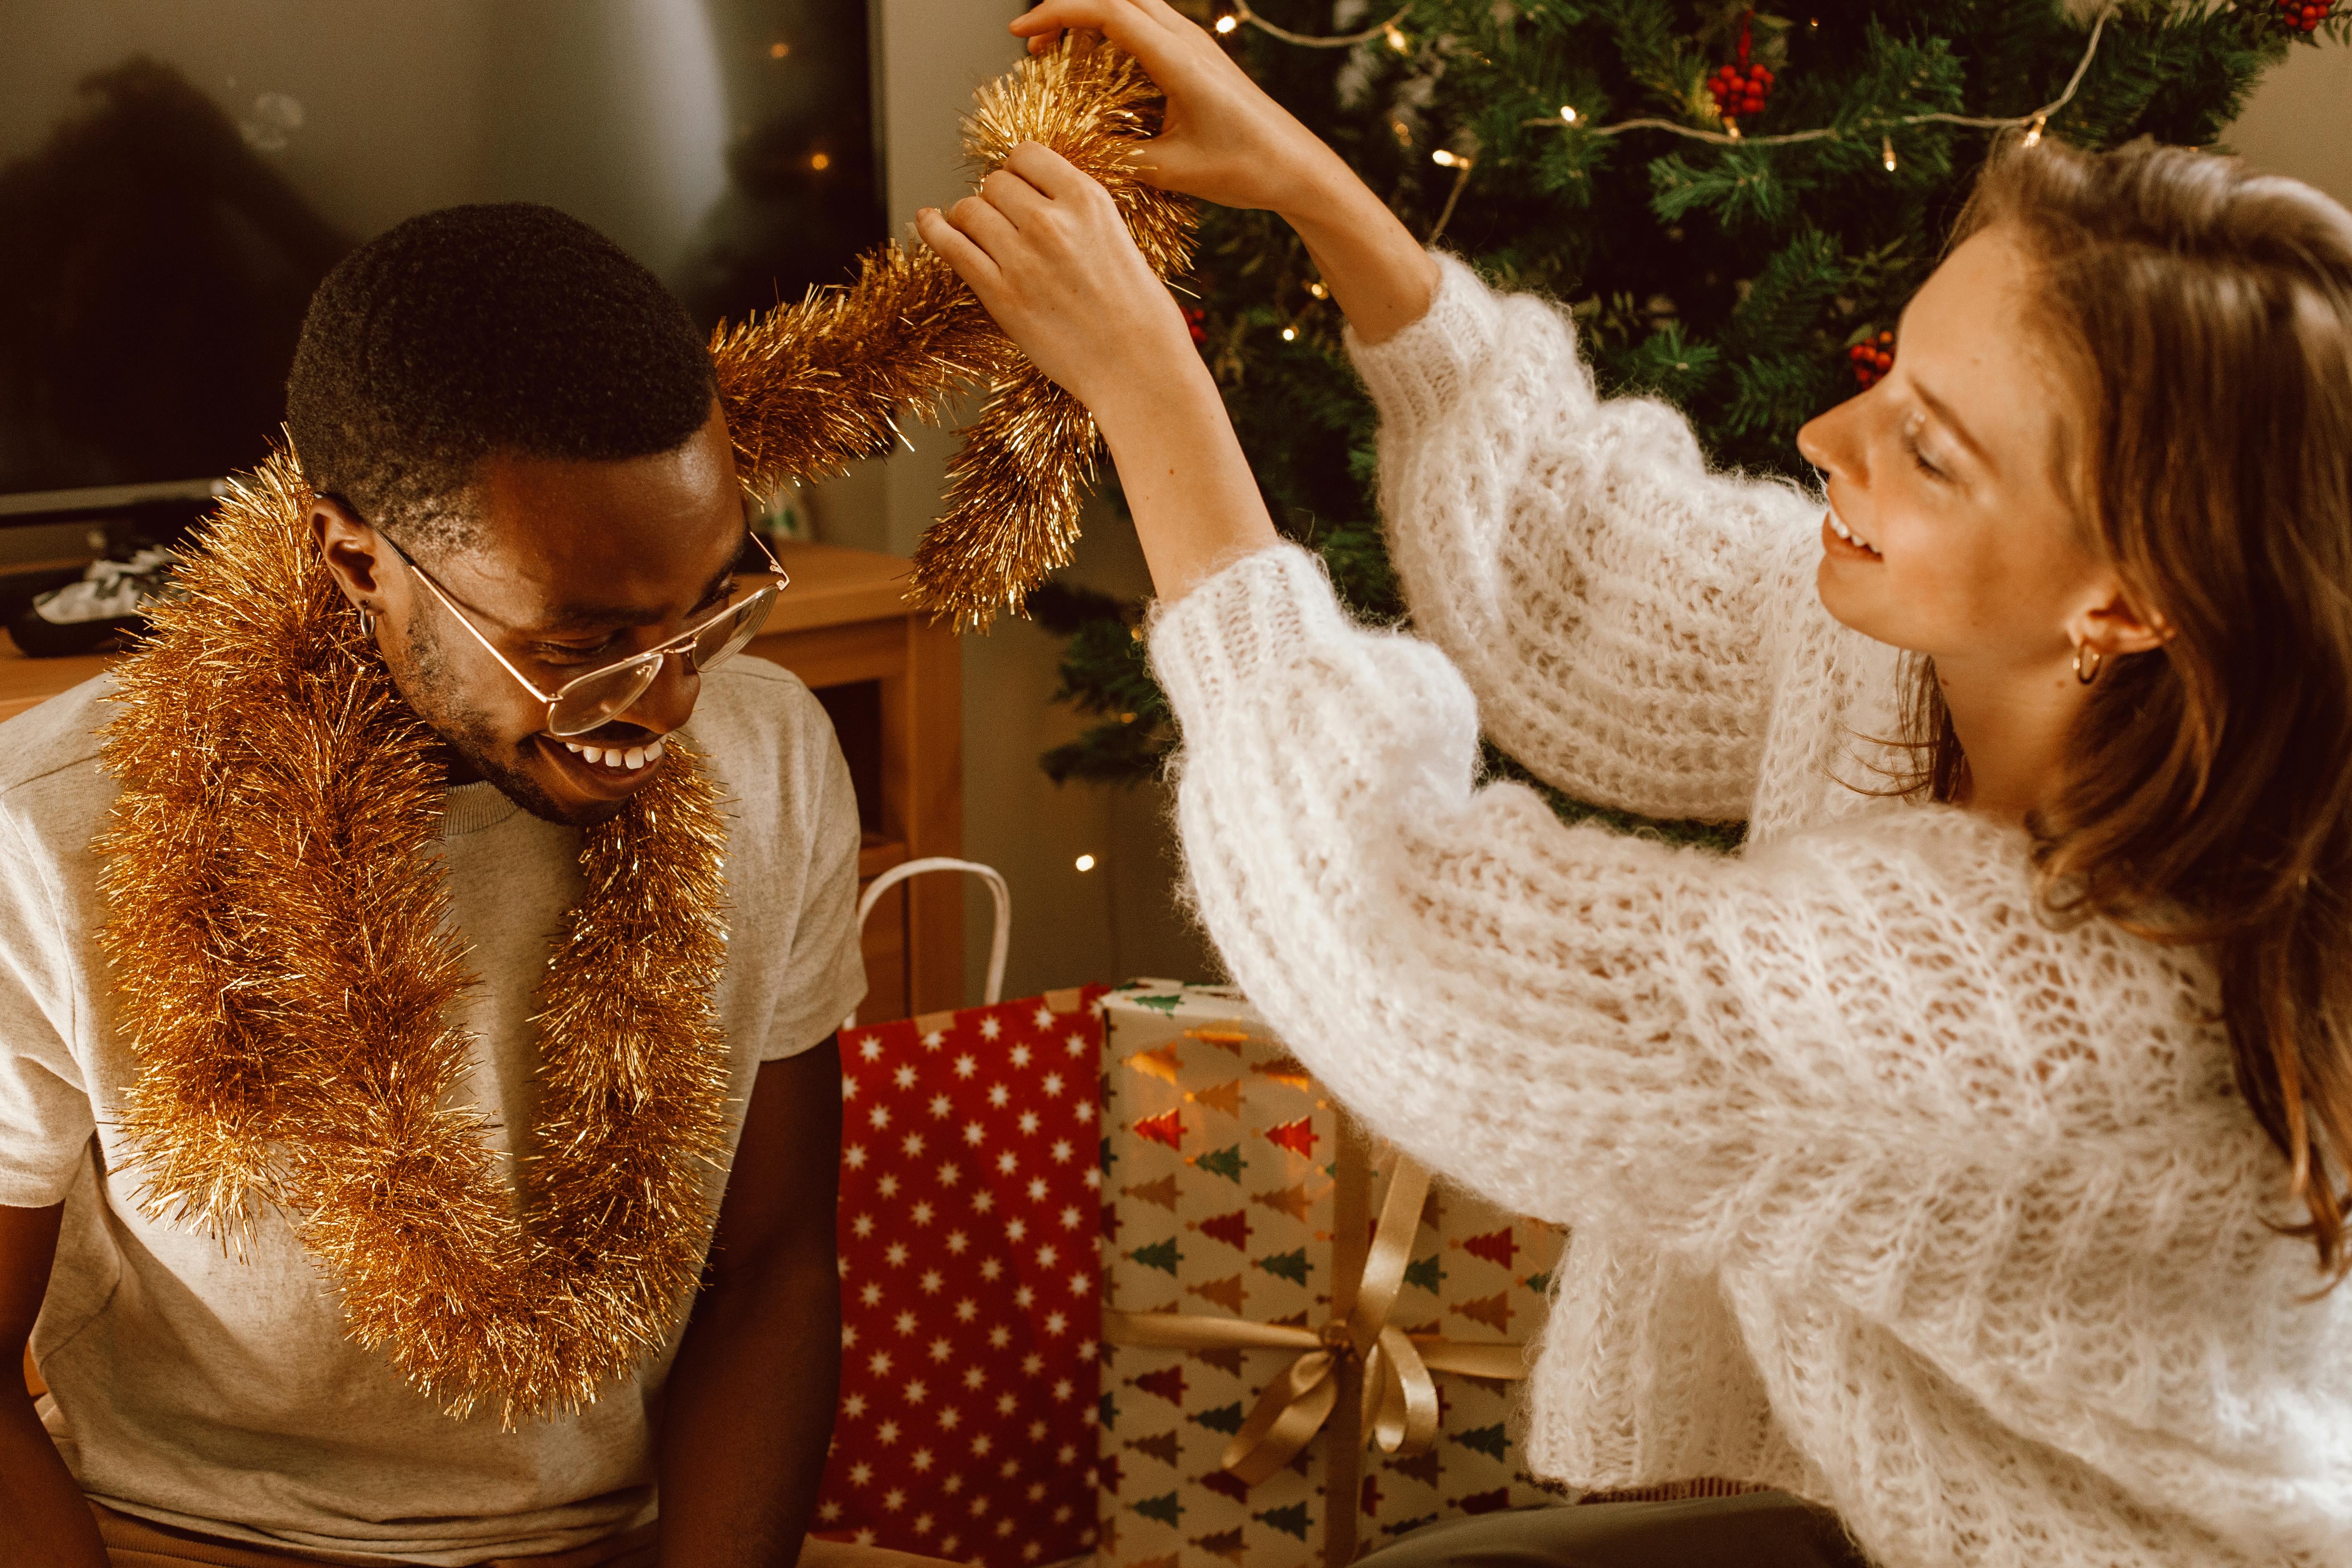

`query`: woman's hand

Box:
[915,142,1280,604]
[1008,0,1441,343]
[916,142,1200,421]
[1013,0,1351,219]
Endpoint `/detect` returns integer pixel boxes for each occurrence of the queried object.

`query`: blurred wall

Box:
[2226,38,2352,206]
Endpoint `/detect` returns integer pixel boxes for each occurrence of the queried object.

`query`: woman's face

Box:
[1797,225,2107,673]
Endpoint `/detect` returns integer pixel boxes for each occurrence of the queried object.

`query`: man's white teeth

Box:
[560,737,666,771]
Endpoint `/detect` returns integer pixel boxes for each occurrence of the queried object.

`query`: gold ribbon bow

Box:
[1104,1132,1530,1565]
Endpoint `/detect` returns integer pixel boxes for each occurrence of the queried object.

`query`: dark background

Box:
[0,0,885,505]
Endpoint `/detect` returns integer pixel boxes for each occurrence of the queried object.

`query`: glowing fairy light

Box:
[1214,13,1238,33]
[1431,148,1461,167]
[1881,134,1897,172]
[2023,113,2048,148]
[1074,854,1097,872]
[1385,23,1409,52]
[1560,105,1578,124]
[1280,325,1297,341]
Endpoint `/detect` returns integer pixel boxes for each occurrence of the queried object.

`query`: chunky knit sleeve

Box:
[1348,256,1822,821]
[1150,546,2265,1281]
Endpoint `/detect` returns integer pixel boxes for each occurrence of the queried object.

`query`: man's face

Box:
[317,401,750,828]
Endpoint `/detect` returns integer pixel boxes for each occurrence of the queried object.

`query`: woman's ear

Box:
[2073,582,2172,660]
[311,498,386,612]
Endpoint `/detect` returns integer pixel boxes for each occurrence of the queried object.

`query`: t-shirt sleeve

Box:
[0,803,94,1207]
[761,701,868,1059]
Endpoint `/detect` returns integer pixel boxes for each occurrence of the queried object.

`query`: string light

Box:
[1385,23,1410,52]
[1559,104,1578,125]
[1280,325,1298,340]
[2023,112,2048,148]
[1214,13,1238,34]
[1881,134,1897,172]
[1075,854,1097,872]
[811,151,832,170]
[1308,280,1329,299]
[1431,148,1466,168]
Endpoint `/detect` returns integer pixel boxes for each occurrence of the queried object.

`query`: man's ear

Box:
[312,497,387,614]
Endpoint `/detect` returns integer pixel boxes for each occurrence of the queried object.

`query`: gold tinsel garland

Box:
[712,38,1196,629]
[97,451,735,1426]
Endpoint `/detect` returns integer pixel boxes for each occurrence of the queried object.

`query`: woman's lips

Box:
[1821,508,1883,561]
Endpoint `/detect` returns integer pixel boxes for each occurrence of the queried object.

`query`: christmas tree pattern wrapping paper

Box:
[1097,982,1572,1568]
[812,984,1113,1568]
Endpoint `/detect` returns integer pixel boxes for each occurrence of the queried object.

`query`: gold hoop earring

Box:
[2072,640,2103,686]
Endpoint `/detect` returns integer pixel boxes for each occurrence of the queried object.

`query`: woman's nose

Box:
[1795,400,1860,486]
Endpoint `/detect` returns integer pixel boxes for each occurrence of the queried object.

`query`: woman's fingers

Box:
[1014,0,1197,83]
[943,192,1024,260]
[1000,143,1098,206]
[980,166,1056,226]
[915,208,1002,292]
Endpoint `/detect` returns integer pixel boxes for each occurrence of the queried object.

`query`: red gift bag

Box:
[812,858,1110,1567]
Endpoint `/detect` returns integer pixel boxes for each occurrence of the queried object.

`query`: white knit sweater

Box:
[1147,257,2352,1568]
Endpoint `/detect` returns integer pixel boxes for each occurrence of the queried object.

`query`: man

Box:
[0,205,923,1567]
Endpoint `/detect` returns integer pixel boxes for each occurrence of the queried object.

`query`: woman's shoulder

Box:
[1735,800,2239,1124]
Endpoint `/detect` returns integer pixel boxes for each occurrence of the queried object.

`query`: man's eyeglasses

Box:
[374,526,789,738]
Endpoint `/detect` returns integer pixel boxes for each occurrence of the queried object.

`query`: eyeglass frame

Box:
[369,523,790,736]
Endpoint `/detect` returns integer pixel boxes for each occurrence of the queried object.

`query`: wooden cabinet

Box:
[0,540,962,1024]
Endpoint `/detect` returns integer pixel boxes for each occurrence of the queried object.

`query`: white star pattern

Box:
[828,992,1109,1568]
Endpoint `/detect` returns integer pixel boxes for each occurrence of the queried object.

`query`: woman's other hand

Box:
[914,142,1279,604]
[1008,0,1439,343]
[1012,0,1349,219]
[915,142,1195,421]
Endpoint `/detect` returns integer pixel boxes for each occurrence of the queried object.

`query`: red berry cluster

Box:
[2275,0,2333,30]
[1848,330,1895,389]
[1183,305,1207,346]
[1709,61,1774,119]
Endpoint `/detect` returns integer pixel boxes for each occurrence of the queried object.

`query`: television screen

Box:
[0,0,884,512]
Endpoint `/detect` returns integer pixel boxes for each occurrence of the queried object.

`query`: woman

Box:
[915,3,2352,1564]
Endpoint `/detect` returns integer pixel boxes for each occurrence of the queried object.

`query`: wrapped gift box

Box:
[1096,982,1571,1568]
[814,984,1112,1568]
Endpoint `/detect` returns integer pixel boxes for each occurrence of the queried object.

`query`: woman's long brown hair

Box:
[1906,139,2352,1279]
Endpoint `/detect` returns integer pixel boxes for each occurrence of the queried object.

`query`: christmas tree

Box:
[1031,0,2341,840]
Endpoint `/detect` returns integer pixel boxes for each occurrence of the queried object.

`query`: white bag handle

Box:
[844,857,1010,1029]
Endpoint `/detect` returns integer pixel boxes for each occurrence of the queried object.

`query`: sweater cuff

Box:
[1148,544,1355,728]
[1344,254,1501,433]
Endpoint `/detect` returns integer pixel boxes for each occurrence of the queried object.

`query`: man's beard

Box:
[397,606,625,828]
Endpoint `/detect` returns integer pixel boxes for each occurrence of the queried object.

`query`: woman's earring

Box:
[357,605,377,639]
[2071,640,2103,686]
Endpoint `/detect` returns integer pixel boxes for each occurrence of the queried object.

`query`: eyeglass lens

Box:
[545,586,779,736]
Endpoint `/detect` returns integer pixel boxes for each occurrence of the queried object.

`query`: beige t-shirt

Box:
[0,660,866,1565]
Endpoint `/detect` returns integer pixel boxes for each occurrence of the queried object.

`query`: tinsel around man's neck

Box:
[95,449,737,1424]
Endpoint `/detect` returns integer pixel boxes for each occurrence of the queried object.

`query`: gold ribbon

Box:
[1103,1130,1530,1566]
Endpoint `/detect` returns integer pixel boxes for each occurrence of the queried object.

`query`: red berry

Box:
[1875,350,1894,369]
[1755,66,1774,84]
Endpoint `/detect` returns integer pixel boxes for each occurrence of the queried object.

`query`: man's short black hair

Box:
[286,202,717,553]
